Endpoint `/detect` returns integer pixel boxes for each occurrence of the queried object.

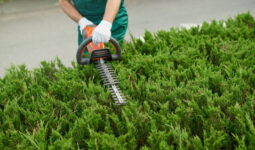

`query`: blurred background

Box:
[0,0,255,77]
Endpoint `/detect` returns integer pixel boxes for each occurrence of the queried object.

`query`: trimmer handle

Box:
[76,36,122,65]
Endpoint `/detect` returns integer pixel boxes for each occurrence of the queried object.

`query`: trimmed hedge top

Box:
[0,13,255,149]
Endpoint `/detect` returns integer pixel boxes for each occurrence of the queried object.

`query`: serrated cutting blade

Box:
[96,58,127,105]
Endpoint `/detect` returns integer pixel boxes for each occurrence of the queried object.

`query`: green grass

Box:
[0,12,255,149]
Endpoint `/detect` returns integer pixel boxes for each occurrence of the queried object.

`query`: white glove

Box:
[92,20,112,44]
[78,17,94,34]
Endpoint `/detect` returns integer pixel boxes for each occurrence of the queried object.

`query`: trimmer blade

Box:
[96,59,127,105]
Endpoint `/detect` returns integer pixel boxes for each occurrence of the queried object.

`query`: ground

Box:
[0,0,255,77]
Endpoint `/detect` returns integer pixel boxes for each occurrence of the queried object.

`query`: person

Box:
[59,0,128,46]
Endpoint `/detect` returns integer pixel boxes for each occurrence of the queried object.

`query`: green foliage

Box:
[0,0,12,5]
[1,12,255,149]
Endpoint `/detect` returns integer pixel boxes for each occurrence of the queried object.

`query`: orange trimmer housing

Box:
[80,25,104,59]
[76,25,121,65]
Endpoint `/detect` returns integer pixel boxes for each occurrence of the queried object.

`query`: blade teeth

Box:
[114,99,126,103]
[112,97,126,101]
[105,83,119,85]
[101,72,115,75]
[102,77,116,80]
[104,80,117,82]
[114,98,126,102]
[103,79,119,82]
[100,72,116,75]
[104,80,119,82]
[115,101,127,105]
[109,90,123,94]
[98,69,114,72]
[101,75,117,78]
[96,62,127,105]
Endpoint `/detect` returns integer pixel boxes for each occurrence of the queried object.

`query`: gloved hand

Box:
[78,17,94,34]
[92,20,112,44]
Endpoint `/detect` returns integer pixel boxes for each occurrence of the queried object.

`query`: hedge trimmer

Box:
[76,25,127,105]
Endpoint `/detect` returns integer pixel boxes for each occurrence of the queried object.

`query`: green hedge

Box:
[1,13,255,149]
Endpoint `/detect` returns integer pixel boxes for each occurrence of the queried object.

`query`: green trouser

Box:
[73,0,128,47]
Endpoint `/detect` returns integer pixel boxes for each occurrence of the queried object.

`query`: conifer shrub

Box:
[0,13,255,149]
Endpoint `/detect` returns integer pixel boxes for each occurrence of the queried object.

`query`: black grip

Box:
[76,37,121,65]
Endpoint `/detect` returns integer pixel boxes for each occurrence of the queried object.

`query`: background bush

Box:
[0,13,255,149]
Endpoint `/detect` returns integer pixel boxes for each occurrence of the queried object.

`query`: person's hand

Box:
[78,17,94,34]
[92,20,112,44]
